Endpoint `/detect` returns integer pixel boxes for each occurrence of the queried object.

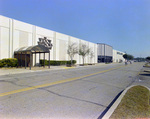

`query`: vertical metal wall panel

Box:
[97,44,101,55]
[106,45,108,56]
[111,47,113,57]
[97,44,99,55]
[104,45,113,57]
[97,43,113,63]
[107,45,110,56]
[59,40,66,60]
[100,44,102,55]
[105,45,107,56]
[1,27,10,58]
[19,31,28,47]
[53,32,56,60]
[101,44,103,56]
[108,46,110,56]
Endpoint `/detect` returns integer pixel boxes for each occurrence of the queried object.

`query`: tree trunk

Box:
[83,57,84,66]
[71,57,73,66]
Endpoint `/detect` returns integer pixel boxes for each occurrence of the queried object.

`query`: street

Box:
[0,62,146,119]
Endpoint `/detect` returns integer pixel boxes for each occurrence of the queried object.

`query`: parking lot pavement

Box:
[0,62,147,118]
[132,67,150,87]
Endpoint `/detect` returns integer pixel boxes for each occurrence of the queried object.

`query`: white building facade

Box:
[0,15,125,65]
[0,15,97,65]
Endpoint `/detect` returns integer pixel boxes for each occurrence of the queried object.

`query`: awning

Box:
[14,45,51,70]
[14,45,50,53]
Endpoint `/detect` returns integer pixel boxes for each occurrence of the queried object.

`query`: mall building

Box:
[0,15,125,66]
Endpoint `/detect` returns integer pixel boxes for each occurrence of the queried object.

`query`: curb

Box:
[102,85,150,119]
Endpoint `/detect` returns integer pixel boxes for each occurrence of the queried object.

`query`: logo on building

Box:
[117,52,123,55]
[38,37,53,49]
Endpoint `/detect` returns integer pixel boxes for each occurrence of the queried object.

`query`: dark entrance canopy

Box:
[14,45,50,53]
[14,45,51,70]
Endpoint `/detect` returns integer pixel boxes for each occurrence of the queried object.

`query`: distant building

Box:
[113,50,125,62]
[97,43,113,63]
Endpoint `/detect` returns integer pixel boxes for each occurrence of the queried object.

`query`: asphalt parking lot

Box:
[0,62,148,119]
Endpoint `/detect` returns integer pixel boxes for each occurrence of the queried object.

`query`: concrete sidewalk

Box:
[0,63,107,76]
[0,66,67,76]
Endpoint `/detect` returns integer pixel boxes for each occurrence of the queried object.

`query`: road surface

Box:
[0,62,145,119]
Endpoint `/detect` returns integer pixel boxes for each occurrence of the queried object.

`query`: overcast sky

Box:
[0,0,150,57]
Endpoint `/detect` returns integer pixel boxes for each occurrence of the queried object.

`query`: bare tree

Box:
[67,42,78,66]
[89,51,95,63]
[79,43,90,65]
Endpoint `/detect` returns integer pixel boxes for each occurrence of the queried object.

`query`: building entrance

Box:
[14,53,32,67]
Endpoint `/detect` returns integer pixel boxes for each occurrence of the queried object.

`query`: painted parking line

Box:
[0,66,125,97]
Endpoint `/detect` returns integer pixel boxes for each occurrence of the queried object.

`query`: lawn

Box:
[110,85,150,119]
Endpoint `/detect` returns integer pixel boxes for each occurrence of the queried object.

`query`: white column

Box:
[9,18,14,58]
[53,32,56,60]
[0,27,2,59]
[32,25,36,45]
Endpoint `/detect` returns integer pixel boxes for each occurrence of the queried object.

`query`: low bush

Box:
[0,58,18,68]
[0,60,4,67]
[72,60,76,64]
[40,60,48,66]
[66,61,71,65]
[40,60,76,66]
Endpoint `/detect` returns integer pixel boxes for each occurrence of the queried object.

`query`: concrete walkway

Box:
[0,63,106,76]
[0,66,69,76]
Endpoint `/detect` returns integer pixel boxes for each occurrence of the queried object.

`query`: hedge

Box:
[0,58,18,68]
[40,60,76,66]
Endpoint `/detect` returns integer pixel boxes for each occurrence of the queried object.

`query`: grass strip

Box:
[110,85,150,119]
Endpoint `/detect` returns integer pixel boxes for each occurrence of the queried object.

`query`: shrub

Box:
[60,61,67,65]
[0,60,4,67]
[50,60,62,65]
[66,60,76,65]
[0,58,18,67]
[40,59,48,66]
[40,60,76,66]
[66,61,71,65]
[72,60,76,64]
[9,58,18,67]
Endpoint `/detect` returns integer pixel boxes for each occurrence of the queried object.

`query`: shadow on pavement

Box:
[139,74,150,76]
[144,70,150,73]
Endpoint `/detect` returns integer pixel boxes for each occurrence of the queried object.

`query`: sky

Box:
[0,0,150,58]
